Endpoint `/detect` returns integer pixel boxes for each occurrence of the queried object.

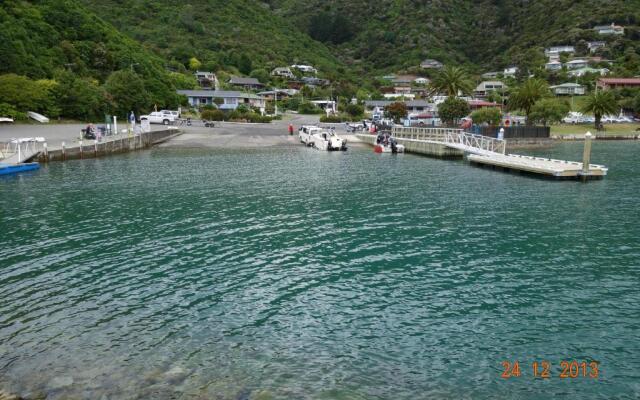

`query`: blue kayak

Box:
[0,162,40,176]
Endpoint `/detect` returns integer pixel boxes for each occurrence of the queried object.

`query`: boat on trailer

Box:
[299,125,347,151]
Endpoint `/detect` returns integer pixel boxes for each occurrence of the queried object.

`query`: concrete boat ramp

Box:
[358,127,607,180]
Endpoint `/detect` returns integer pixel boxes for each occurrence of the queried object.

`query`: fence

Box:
[470,125,551,139]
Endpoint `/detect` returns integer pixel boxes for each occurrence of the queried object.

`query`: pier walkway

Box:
[357,127,607,179]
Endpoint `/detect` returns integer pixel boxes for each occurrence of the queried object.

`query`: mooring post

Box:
[582,131,593,176]
[79,140,83,159]
[94,139,98,157]
[62,141,66,161]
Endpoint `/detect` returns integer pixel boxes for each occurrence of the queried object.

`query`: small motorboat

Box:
[308,128,347,151]
[0,162,40,176]
[299,126,347,151]
[374,132,404,153]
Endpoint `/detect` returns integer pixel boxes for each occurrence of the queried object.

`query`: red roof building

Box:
[597,78,640,90]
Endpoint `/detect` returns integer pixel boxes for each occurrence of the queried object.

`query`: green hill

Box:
[77,0,347,79]
[0,0,183,119]
[268,0,640,76]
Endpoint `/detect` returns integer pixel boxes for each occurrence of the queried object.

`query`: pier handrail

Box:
[444,131,506,155]
[391,126,506,155]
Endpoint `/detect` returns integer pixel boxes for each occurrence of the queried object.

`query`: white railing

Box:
[444,131,506,155]
[1,138,45,163]
[392,126,463,142]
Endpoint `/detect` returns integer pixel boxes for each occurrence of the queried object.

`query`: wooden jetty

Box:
[357,128,607,180]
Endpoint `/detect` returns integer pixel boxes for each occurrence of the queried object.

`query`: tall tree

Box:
[581,91,618,130]
[509,78,550,125]
[430,66,472,97]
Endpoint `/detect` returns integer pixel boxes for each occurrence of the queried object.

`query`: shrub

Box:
[384,102,408,123]
[438,97,470,125]
[201,109,225,121]
[471,107,502,125]
[298,101,323,114]
[236,104,250,113]
[345,103,364,118]
[0,102,27,120]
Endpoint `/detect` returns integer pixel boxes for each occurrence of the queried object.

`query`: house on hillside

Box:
[271,67,295,79]
[257,89,298,100]
[588,41,606,53]
[474,81,507,98]
[545,46,575,57]
[550,83,585,96]
[194,71,218,89]
[177,90,265,110]
[392,75,417,86]
[594,23,624,35]
[545,60,563,71]
[568,67,609,77]
[420,59,444,69]
[482,72,501,79]
[596,78,640,90]
[503,67,518,78]
[566,59,589,70]
[414,77,430,85]
[291,64,318,74]
[228,76,264,90]
[301,76,330,87]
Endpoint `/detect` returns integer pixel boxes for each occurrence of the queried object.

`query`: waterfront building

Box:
[177,90,265,110]
[550,83,586,96]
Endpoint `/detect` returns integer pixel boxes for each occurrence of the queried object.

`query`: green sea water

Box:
[1,142,639,399]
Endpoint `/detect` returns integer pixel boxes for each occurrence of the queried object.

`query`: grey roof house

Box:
[177,90,265,110]
[228,76,264,90]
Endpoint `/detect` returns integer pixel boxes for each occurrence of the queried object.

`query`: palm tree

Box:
[581,90,618,130]
[509,78,550,125]
[430,66,472,97]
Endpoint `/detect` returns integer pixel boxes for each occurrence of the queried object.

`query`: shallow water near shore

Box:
[1,142,639,399]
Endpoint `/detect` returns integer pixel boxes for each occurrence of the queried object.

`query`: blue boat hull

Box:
[0,162,40,176]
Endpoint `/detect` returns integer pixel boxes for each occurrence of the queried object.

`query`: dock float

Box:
[358,128,607,180]
[467,153,607,178]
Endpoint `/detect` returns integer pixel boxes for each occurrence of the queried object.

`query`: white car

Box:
[140,112,176,125]
[160,110,180,119]
[298,125,323,146]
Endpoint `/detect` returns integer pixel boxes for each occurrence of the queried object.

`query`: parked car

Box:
[160,110,180,119]
[139,112,176,125]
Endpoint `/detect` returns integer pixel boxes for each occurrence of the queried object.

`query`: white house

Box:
[311,100,336,114]
[194,71,218,89]
[545,61,563,71]
[414,77,430,85]
[291,64,318,74]
[588,41,606,53]
[271,67,295,79]
[383,93,416,100]
[545,46,575,57]
[482,71,500,79]
[474,81,507,97]
[568,67,609,77]
[566,59,589,69]
[420,59,444,69]
[594,23,624,35]
[177,90,265,110]
[503,67,518,77]
[550,83,585,96]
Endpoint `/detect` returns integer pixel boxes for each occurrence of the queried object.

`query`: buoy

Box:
[374,145,383,153]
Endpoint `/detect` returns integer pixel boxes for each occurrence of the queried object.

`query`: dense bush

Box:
[200,109,225,121]
[471,107,502,126]
[298,102,323,114]
[0,102,26,120]
[438,97,470,125]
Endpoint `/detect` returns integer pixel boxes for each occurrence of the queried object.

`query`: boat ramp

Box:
[357,127,607,180]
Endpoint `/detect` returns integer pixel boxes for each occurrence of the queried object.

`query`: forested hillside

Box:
[78,0,346,79]
[0,0,184,120]
[268,0,640,75]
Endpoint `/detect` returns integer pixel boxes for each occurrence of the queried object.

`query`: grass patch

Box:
[551,123,640,136]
